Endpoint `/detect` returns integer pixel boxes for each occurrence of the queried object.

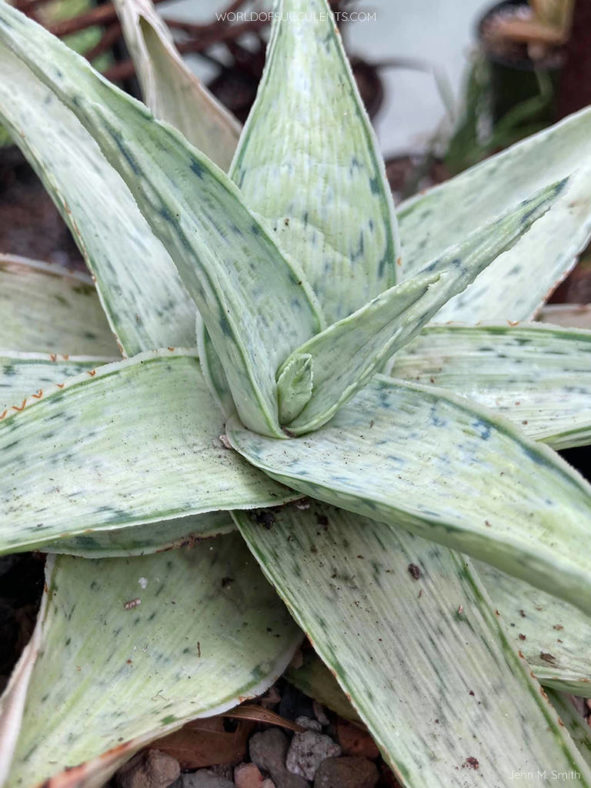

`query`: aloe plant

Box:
[1,0,591,784]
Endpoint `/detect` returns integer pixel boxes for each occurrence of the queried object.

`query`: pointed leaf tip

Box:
[399,104,591,323]
[114,0,240,169]
[277,353,313,425]
[231,0,399,323]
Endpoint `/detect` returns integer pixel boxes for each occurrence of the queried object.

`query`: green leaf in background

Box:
[280,182,561,434]
[398,107,591,322]
[113,0,240,169]
[0,255,117,356]
[389,323,591,450]
[236,502,591,786]
[231,0,398,324]
[286,651,361,723]
[477,561,591,697]
[0,535,302,786]
[0,4,326,437]
[228,375,591,615]
[0,350,295,555]
[0,56,196,355]
[546,691,591,770]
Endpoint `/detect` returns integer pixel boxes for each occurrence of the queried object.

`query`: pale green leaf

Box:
[0,55,196,356]
[231,0,398,323]
[538,304,591,330]
[281,183,560,434]
[0,351,110,412]
[228,375,591,615]
[547,691,591,770]
[0,536,302,786]
[477,561,591,697]
[0,255,118,356]
[0,350,295,555]
[0,5,324,437]
[398,108,591,322]
[114,0,240,169]
[236,503,591,786]
[390,323,591,450]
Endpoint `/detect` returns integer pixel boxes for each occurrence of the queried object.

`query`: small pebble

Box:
[314,757,379,788]
[296,716,322,732]
[116,749,180,788]
[249,729,308,788]
[313,702,330,727]
[286,730,341,781]
[177,770,234,788]
[234,762,265,788]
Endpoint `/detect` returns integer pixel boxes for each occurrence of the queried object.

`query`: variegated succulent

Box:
[0,0,591,785]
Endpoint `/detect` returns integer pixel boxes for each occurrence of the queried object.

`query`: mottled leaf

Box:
[477,561,591,697]
[0,352,236,558]
[281,184,560,434]
[0,255,117,356]
[0,54,196,356]
[0,351,110,412]
[0,350,295,555]
[390,323,591,449]
[231,0,398,323]
[114,0,240,169]
[228,375,591,615]
[0,535,302,786]
[236,503,591,786]
[0,5,323,437]
[398,108,591,322]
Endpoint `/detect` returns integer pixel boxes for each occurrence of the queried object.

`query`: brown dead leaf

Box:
[150,715,254,769]
[224,704,305,733]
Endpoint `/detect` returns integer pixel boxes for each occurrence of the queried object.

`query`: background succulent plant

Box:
[0,0,591,784]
